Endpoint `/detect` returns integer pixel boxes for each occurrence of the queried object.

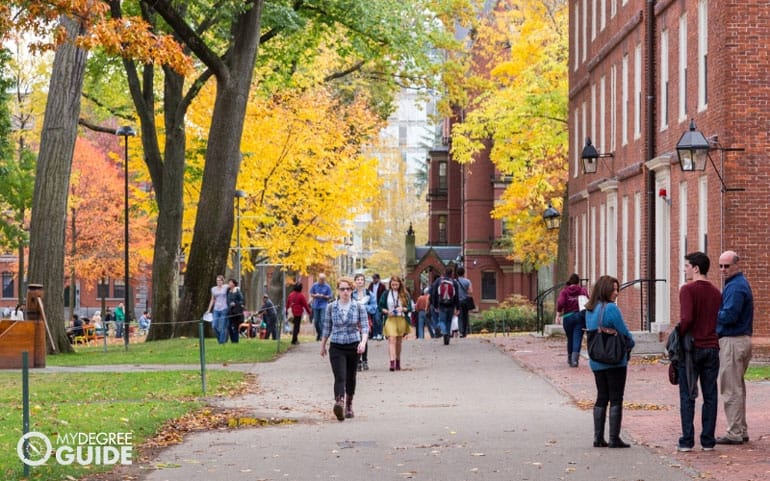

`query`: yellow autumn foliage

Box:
[450,0,568,268]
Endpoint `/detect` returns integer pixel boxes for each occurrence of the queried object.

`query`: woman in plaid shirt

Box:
[320,276,369,421]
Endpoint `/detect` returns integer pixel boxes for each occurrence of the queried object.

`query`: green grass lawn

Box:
[745,364,770,381]
[47,336,291,366]
[0,370,247,480]
[0,336,301,480]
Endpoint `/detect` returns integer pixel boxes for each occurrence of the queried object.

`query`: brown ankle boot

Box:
[389,360,395,371]
[333,396,345,421]
[395,359,401,371]
[345,395,354,418]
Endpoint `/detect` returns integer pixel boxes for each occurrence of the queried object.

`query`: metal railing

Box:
[535,277,666,334]
[619,278,667,331]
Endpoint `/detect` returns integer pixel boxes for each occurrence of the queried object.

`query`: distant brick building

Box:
[568,1,770,347]
[404,141,538,308]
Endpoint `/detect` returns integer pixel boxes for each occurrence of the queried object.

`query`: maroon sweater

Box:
[679,280,721,349]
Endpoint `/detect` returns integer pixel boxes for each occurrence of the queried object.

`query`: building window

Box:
[621,53,628,146]
[438,215,447,244]
[698,0,708,110]
[2,272,14,298]
[114,279,125,299]
[610,64,617,151]
[679,13,688,120]
[438,161,447,190]
[660,29,669,130]
[481,271,497,301]
[599,75,606,151]
[634,43,642,139]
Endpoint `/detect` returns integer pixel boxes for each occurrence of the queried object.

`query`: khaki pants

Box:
[718,335,752,440]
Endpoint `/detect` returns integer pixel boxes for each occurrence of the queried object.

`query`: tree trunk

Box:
[144,69,186,341]
[176,1,264,335]
[28,15,88,354]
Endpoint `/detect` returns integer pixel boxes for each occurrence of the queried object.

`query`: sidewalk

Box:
[486,334,770,481]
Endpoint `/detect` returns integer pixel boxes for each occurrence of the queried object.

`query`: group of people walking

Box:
[559,249,753,451]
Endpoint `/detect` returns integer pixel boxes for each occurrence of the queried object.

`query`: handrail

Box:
[619,278,667,331]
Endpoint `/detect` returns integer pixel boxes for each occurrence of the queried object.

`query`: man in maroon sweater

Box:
[676,251,722,452]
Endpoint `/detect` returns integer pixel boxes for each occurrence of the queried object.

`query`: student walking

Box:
[320,277,369,421]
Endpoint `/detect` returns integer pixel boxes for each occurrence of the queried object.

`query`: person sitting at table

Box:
[67,314,84,344]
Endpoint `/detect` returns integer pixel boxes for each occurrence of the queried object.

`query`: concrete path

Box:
[135,337,693,481]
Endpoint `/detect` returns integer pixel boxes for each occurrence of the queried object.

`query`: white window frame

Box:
[606,194,618,277]
[698,0,708,111]
[698,176,708,251]
[634,192,641,282]
[660,29,670,131]
[634,43,642,139]
[679,13,688,121]
[622,53,629,146]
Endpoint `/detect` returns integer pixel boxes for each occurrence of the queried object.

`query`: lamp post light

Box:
[116,126,136,349]
[234,190,247,285]
[676,118,745,192]
[543,203,561,230]
[580,137,614,174]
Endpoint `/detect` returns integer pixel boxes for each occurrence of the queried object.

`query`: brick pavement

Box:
[486,334,770,481]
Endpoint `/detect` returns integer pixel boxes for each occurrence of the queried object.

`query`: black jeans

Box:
[329,342,359,399]
[679,347,719,449]
[593,366,627,408]
[291,315,301,344]
[458,302,470,336]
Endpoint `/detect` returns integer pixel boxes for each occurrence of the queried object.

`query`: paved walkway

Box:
[488,334,770,481]
[120,336,698,481]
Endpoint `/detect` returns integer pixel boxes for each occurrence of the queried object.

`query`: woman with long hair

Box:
[378,275,413,371]
[585,275,635,448]
[320,276,369,420]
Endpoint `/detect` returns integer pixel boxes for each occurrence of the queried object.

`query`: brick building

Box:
[568,0,769,346]
[404,141,538,308]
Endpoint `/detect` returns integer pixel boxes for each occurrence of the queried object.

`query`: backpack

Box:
[438,278,455,306]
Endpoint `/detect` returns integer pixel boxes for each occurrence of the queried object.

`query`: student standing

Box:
[676,252,721,452]
[585,275,635,448]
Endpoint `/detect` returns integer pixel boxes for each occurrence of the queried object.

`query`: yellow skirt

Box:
[383,315,411,338]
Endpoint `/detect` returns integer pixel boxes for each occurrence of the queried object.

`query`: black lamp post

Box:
[234,190,247,285]
[543,203,561,230]
[675,119,711,171]
[581,137,614,174]
[116,126,136,349]
[676,118,745,192]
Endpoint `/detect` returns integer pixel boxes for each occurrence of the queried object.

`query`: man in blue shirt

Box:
[310,273,333,341]
[715,250,753,445]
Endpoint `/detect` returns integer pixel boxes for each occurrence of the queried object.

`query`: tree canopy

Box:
[450,0,568,268]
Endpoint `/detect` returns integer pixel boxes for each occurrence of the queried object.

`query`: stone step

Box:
[542,325,665,357]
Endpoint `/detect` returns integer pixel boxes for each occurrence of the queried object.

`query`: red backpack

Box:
[438,278,455,306]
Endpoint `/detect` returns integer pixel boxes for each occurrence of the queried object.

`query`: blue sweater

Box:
[585,302,635,371]
[717,272,753,337]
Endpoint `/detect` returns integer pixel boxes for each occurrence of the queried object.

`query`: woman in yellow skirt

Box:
[378,275,412,371]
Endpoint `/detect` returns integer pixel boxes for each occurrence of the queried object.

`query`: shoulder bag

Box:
[586,303,627,365]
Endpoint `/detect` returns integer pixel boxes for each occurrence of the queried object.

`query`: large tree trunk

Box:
[27,15,88,354]
[176,1,264,334]
[144,69,186,341]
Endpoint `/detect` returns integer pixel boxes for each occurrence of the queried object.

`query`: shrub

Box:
[471,301,538,333]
